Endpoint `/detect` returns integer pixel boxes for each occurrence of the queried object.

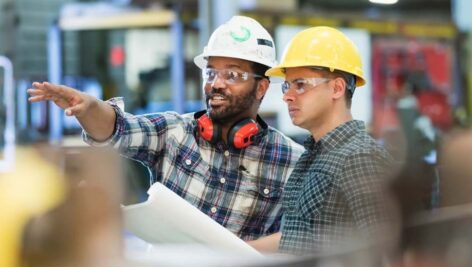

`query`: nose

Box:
[210,74,226,88]
[282,88,296,103]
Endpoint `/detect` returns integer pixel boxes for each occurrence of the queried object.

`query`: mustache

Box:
[206,88,229,99]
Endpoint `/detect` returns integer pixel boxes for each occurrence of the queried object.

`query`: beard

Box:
[205,83,258,124]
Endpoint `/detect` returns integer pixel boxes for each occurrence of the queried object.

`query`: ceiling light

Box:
[369,0,398,4]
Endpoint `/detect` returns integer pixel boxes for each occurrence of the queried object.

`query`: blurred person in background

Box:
[27,16,304,241]
[248,26,399,256]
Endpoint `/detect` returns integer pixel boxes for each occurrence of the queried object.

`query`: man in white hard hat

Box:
[28,16,304,240]
[248,26,399,255]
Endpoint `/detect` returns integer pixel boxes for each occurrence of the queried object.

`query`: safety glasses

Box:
[281,77,331,95]
[202,68,262,85]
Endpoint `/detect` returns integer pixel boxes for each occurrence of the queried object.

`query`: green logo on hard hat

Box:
[230,26,251,42]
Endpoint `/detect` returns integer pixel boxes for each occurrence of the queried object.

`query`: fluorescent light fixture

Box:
[369,0,398,4]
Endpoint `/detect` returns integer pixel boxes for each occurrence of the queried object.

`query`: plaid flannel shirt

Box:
[84,97,304,240]
[279,120,397,255]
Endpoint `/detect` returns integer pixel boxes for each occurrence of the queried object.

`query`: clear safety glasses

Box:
[281,77,331,95]
[202,68,262,85]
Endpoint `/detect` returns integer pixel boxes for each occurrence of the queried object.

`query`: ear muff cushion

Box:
[196,113,221,144]
[228,118,259,149]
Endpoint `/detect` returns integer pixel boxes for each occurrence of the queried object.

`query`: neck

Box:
[310,109,352,141]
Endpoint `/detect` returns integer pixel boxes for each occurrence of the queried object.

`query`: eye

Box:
[281,81,290,93]
[294,80,307,90]
[226,70,241,81]
[204,69,216,80]
[208,69,217,79]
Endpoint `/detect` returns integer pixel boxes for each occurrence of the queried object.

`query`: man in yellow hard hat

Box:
[27,16,303,241]
[248,26,399,255]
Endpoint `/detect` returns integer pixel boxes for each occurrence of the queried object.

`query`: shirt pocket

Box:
[162,148,210,203]
[237,172,283,216]
[297,172,332,220]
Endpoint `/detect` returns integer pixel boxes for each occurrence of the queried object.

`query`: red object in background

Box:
[416,91,452,130]
[371,38,454,137]
[110,46,125,67]
[422,45,451,91]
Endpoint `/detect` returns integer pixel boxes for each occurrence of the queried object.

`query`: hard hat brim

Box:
[266,64,366,87]
[194,52,276,69]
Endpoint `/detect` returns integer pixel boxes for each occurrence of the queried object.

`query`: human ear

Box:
[332,78,346,100]
[256,78,270,100]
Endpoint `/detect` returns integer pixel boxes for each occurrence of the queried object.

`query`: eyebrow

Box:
[206,64,245,71]
[287,77,307,83]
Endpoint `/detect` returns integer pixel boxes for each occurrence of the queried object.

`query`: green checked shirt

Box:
[84,97,304,240]
[279,120,398,255]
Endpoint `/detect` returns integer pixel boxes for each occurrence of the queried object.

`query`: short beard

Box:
[207,83,258,124]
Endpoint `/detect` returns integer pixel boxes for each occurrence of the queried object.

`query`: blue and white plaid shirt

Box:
[84,97,304,240]
[279,120,398,255]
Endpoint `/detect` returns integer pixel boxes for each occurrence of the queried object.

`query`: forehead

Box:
[285,67,325,79]
[206,56,252,70]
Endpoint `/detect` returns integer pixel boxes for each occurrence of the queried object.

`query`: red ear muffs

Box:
[227,118,260,149]
[196,113,221,144]
[195,111,259,149]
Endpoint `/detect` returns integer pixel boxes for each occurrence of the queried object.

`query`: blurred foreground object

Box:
[21,146,124,267]
[396,204,472,267]
[439,129,472,207]
[0,147,66,267]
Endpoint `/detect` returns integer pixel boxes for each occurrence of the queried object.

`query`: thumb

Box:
[65,103,85,117]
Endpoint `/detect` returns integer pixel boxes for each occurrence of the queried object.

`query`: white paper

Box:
[122,182,262,256]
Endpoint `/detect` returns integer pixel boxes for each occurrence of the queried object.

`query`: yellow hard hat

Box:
[266,26,366,87]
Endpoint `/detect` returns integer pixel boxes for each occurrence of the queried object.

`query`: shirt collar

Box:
[304,120,366,153]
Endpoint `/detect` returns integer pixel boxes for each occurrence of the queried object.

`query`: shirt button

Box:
[263,188,270,195]
[220,178,226,184]
[210,207,217,213]
[224,150,230,157]
[185,159,192,165]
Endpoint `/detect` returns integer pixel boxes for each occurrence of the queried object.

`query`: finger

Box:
[28,95,47,103]
[30,82,48,93]
[42,82,63,93]
[32,81,45,89]
[43,82,77,101]
[43,82,74,93]
[27,88,46,96]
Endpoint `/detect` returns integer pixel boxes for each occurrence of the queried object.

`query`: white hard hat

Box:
[194,16,277,69]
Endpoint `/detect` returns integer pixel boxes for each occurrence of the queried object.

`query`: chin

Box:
[290,118,301,126]
[292,119,308,130]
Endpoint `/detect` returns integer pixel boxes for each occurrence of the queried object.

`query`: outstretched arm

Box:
[28,82,116,141]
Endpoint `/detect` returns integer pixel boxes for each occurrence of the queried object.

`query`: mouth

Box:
[208,94,228,107]
[288,106,299,117]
